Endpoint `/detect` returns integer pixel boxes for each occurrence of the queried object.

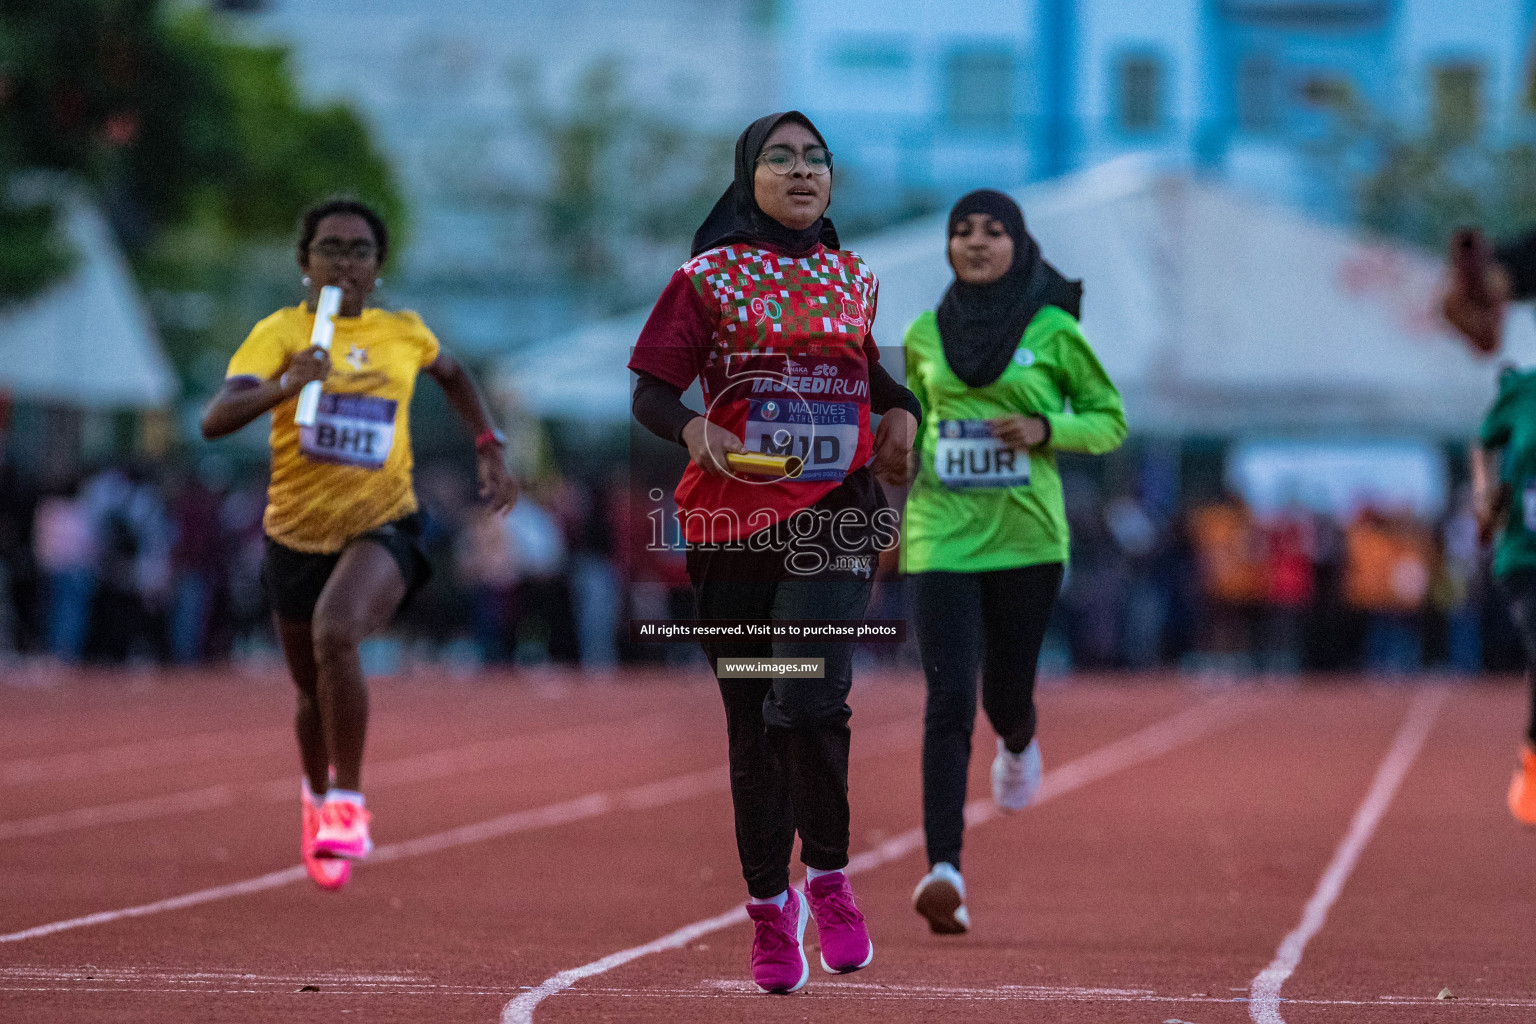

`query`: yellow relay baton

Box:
[726,452,804,479]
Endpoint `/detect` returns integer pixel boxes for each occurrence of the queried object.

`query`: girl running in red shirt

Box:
[629,112,918,993]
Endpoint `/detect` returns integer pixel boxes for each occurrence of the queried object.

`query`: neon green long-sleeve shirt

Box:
[901,306,1127,574]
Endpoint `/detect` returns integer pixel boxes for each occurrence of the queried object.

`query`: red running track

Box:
[0,668,1532,1022]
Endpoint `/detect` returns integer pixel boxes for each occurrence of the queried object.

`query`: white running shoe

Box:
[992,737,1042,812]
[912,862,970,935]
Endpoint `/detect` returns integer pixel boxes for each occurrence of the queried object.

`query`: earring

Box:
[302,275,311,286]
[374,278,383,288]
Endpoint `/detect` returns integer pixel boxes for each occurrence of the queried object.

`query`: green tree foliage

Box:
[194,26,401,239]
[0,0,401,306]
[1311,85,1536,251]
[501,58,930,306]
[0,162,73,300]
[506,58,732,303]
[1356,138,1536,251]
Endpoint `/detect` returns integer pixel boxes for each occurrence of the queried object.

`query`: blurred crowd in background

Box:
[0,451,627,672]
[0,443,1518,678]
[1051,477,1504,677]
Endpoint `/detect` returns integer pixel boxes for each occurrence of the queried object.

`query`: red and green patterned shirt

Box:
[629,242,881,544]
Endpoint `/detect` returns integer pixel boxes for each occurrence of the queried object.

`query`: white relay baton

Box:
[293,285,342,427]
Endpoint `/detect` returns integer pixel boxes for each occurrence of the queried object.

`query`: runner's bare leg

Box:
[311,542,406,792]
[275,616,331,796]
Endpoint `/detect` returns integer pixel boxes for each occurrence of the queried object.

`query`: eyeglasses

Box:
[310,239,377,261]
[756,145,833,176]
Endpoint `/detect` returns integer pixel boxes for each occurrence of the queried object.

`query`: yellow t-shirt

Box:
[226,305,441,553]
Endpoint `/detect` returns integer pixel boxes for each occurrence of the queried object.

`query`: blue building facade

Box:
[213,0,1536,358]
[779,0,1536,220]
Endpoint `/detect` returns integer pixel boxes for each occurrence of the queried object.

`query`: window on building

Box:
[1119,55,1163,133]
[1297,74,1353,108]
[1432,62,1483,142]
[836,39,911,74]
[1218,0,1387,28]
[1237,54,1278,134]
[945,50,1016,130]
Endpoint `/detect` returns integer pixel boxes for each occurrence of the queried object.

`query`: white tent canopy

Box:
[0,197,178,410]
[498,155,1535,436]
[496,311,652,423]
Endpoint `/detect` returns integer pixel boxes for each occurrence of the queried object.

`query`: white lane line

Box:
[504,906,753,1021]
[0,966,450,984]
[0,988,516,994]
[295,712,688,797]
[0,987,515,998]
[0,712,683,841]
[1247,688,1445,1024]
[854,693,1250,873]
[1,710,914,842]
[501,696,1253,1024]
[0,785,236,841]
[562,979,1536,1008]
[0,864,315,944]
[0,716,920,943]
[9,968,1536,1010]
[0,727,291,786]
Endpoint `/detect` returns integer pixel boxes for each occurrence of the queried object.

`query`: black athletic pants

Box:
[912,563,1064,871]
[1496,570,1536,745]
[686,472,880,899]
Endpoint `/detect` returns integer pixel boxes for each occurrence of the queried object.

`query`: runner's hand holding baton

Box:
[683,416,743,479]
[293,285,342,426]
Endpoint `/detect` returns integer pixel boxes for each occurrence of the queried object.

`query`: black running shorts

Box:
[261,513,431,623]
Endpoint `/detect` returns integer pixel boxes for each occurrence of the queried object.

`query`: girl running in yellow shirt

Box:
[201,198,518,889]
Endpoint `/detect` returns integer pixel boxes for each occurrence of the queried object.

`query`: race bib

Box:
[934,420,1030,489]
[745,398,859,482]
[299,393,397,470]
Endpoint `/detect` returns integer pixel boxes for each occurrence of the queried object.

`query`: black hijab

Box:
[690,111,840,258]
[935,189,1082,388]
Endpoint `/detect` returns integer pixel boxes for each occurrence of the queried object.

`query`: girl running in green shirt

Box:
[903,190,1126,934]
[1475,367,1536,825]
[1445,226,1536,825]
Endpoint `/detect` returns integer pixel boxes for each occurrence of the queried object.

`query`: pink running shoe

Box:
[312,796,372,861]
[744,889,810,994]
[806,871,873,974]
[301,791,351,890]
